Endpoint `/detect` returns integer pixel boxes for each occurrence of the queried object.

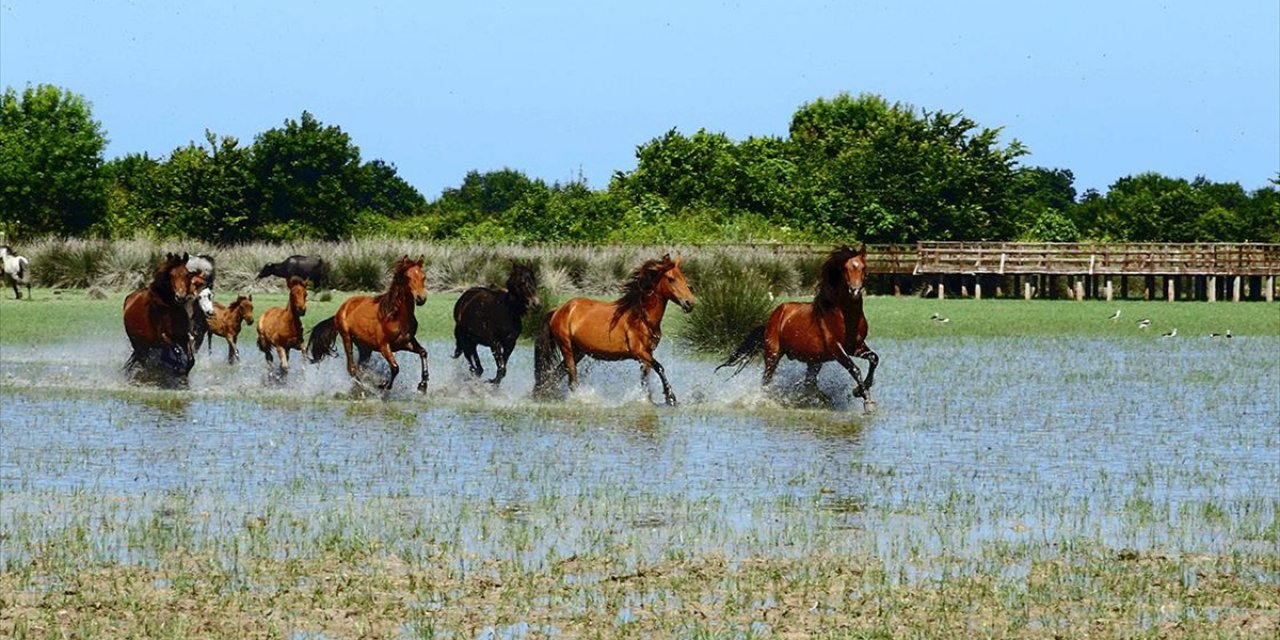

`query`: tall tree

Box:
[250,111,363,240]
[0,84,108,236]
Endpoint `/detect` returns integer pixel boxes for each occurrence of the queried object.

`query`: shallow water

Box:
[2,334,1278,580]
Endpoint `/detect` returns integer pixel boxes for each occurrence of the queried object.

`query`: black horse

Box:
[257,255,330,288]
[452,262,540,386]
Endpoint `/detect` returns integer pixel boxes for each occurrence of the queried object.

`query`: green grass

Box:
[2,289,1277,347]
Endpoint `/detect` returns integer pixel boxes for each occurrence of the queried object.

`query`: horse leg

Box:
[650,358,678,406]
[408,337,430,392]
[639,363,652,401]
[854,345,879,391]
[489,342,509,386]
[834,343,873,409]
[801,362,832,405]
[556,338,579,392]
[10,279,20,300]
[377,345,400,390]
[226,336,238,364]
[342,334,359,378]
[276,345,290,375]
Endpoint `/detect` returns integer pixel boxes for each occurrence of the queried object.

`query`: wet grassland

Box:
[1,292,1278,638]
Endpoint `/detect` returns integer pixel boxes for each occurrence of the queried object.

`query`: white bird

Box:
[1137,318,1151,330]
[1108,309,1121,322]
[766,290,775,302]
[1160,328,1177,338]
[931,313,950,324]
[1227,329,1233,339]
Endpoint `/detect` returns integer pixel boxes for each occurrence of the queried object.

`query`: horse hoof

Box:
[862,399,877,413]
[417,381,428,393]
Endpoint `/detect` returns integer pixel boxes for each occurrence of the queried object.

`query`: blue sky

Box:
[2,1,1277,199]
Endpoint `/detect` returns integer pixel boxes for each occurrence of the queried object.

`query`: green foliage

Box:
[5,83,1275,245]
[0,85,108,237]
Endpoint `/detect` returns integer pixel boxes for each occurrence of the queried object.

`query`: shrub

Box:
[680,257,776,353]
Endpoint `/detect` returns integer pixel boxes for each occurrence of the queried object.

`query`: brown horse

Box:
[200,290,255,363]
[255,276,308,376]
[717,246,879,409]
[123,252,197,374]
[306,256,429,393]
[534,254,695,405]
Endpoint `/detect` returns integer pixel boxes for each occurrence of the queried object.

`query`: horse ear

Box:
[858,243,867,257]
[417,255,425,266]
[673,255,683,268]
[182,252,189,261]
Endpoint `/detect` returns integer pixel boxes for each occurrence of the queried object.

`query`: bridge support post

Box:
[1074,280,1085,301]
[974,280,981,300]
[1166,278,1175,302]
[1267,275,1275,302]
[1208,276,1217,302]
[1024,281,1032,300]
[1104,279,1113,302]
[1233,276,1241,302]
[938,281,945,300]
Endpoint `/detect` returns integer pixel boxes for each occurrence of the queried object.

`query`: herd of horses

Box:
[112,247,879,408]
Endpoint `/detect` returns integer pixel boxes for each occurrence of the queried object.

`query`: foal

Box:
[200,290,255,363]
[256,276,308,377]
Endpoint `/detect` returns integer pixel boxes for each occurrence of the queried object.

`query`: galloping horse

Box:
[199,289,254,363]
[123,252,197,375]
[534,254,695,405]
[718,246,879,409]
[255,276,308,377]
[452,262,540,386]
[0,245,31,299]
[306,256,429,393]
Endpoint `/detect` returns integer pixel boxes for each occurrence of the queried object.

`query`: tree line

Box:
[2,85,1276,245]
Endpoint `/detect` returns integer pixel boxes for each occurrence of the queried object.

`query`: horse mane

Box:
[375,257,417,320]
[611,254,675,327]
[813,246,863,316]
[504,262,538,310]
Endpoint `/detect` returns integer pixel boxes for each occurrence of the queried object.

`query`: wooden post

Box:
[1267,275,1275,303]
[1075,280,1085,301]
[974,280,982,300]
[938,281,945,300]
[1024,281,1032,300]
[1208,276,1216,303]
[1104,279,1113,302]
[1121,275,1129,300]
[1167,277,1175,302]
[1233,276,1241,302]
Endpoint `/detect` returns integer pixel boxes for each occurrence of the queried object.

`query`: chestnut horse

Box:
[534,254,695,405]
[717,246,879,409]
[255,276,308,376]
[123,252,197,375]
[306,256,429,393]
[199,289,254,363]
[452,262,540,386]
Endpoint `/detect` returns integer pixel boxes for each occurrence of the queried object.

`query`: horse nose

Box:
[416,294,426,306]
[681,298,695,313]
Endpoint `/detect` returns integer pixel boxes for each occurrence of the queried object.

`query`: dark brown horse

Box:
[123,252,197,375]
[307,256,429,393]
[534,254,695,405]
[255,276,308,377]
[452,262,540,386]
[199,289,254,363]
[718,246,879,409]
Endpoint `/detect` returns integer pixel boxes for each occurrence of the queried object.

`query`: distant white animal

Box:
[0,245,31,299]
[197,287,215,317]
[931,312,950,324]
[1108,309,1121,322]
[1160,328,1177,338]
[1137,318,1151,330]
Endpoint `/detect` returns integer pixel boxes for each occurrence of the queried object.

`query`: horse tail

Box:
[716,324,766,376]
[307,316,340,363]
[532,311,559,398]
[16,256,27,281]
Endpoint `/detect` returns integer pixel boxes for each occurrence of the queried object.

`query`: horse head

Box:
[507,262,540,309]
[158,252,194,303]
[236,295,255,325]
[197,288,215,317]
[656,254,696,313]
[822,245,868,301]
[286,276,308,317]
[396,255,428,307]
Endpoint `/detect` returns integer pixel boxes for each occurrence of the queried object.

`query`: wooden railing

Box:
[913,242,1280,276]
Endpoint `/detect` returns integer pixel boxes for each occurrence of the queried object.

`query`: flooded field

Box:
[2,333,1278,637]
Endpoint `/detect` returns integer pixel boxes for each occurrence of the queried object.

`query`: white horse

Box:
[0,245,31,299]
